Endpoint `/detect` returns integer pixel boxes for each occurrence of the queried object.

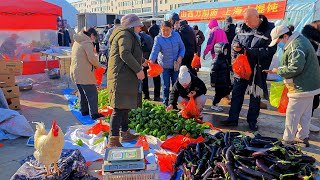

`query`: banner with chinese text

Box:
[179,1,287,22]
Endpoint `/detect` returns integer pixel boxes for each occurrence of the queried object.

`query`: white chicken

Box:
[33,119,64,176]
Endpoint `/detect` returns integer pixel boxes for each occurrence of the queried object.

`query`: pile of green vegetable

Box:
[74,88,110,109]
[105,100,210,141]
[171,131,319,180]
[98,89,109,109]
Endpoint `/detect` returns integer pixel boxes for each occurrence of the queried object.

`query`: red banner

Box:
[179,1,287,22]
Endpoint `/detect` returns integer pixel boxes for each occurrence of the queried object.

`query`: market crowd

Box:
[69,9,320,148]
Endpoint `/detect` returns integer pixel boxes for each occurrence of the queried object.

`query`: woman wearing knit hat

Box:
[106,14,145,148]
[166,66,207,114]
[149,21,185,106]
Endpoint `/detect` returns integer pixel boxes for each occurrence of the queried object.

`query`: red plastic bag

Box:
[154,152,177,172]
[87,119,110,135]
[135,135,150,150]
[160,135,205,153]
[191,53,201,68]
[95,67,105,85]
[278,86,289,113]
[181,96,200,119]
[98,106,113,116]
[147,61,163,77]
[232,50,252,80]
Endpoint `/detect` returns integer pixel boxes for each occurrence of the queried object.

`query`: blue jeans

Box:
[160,68,179,106]
[228,78,260,124]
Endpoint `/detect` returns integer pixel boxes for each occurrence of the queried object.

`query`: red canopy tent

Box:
[0,0,62,30]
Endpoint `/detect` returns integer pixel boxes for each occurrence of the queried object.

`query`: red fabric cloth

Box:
[0,0,62,30]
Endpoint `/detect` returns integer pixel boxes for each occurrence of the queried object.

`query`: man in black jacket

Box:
[221,9,277,131]
[178,20,197,76]
[193,25,205,57]
[148,20,160,39]
[166,66,207,112]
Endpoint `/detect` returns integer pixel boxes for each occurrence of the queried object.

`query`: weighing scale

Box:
[103,146,145,172]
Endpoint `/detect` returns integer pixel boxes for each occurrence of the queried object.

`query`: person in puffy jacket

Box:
[166,66,207,113]
[149,21,185,106]
[267,26,320,147]
[302,21,320,133]
[70,28,104,120]
[221,9,277,131]
[210,42,231,112]
[178,20,197,75]
[203,19,228,60]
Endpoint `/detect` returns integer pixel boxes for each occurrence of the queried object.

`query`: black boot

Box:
[249,123,259,131]
[91,113,104,120]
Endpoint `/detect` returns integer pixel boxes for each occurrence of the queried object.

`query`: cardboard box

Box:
[0,75,15,87]
[7,97,20,110]
[0,82,6,88]
[1,85,20,99]
[0,60,23,75]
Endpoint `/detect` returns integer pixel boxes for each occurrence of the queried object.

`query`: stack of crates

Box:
[0,60,23,110]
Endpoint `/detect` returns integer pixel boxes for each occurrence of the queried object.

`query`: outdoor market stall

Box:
[0,0,63,75]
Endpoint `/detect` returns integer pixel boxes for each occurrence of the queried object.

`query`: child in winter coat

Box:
[210,42,231,112]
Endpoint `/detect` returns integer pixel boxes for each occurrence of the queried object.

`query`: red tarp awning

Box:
[0,0,62,30]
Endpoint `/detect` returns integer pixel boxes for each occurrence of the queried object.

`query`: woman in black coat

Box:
[302,20,320,132]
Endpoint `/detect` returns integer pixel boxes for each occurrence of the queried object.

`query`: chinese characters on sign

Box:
[179,1,287,22]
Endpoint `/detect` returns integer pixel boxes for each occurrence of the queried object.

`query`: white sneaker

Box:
[310,123,320,132]
[211,105,223,112]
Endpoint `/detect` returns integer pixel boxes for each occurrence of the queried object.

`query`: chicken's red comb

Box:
[52,119,57,127]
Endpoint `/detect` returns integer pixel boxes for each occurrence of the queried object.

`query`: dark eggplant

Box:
[196,142,203,159]
[245,146,271,152]
[201,166,213,178]
[195,159,205,175]
[234,155,256,164]
[235,169,256,180]
[209,146,219,162]
[226,161,237,180]
[222,147,228,157]
[256,159,280,177]
[263,154,280,164]
[215,147,222,157]
[242,136,250,147]
[238,166,274,180]
[292,155,316,164]
[175,150,185,167]
[229,132,241,137]
[184,149,193,162]
[252,150,269,158]
[213,131,224,138]
[215,162,228,175]
[226,145,235,162]
[224,132,230,147]
[252,136,278,142]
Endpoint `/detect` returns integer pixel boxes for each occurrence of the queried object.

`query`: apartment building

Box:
[72,0,232,14]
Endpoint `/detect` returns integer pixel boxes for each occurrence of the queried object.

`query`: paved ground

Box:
[0,72,319,179]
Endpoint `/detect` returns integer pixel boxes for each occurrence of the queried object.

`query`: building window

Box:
[160,0,162,4]
[142,7,151,12]
[165,0,167,3]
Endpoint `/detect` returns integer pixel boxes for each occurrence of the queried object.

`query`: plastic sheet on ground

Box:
[63,88,96,125]
[0,108,33,140]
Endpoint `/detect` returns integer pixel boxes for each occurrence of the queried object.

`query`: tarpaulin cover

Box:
[166,0,320,71]
[0,0,62,30]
